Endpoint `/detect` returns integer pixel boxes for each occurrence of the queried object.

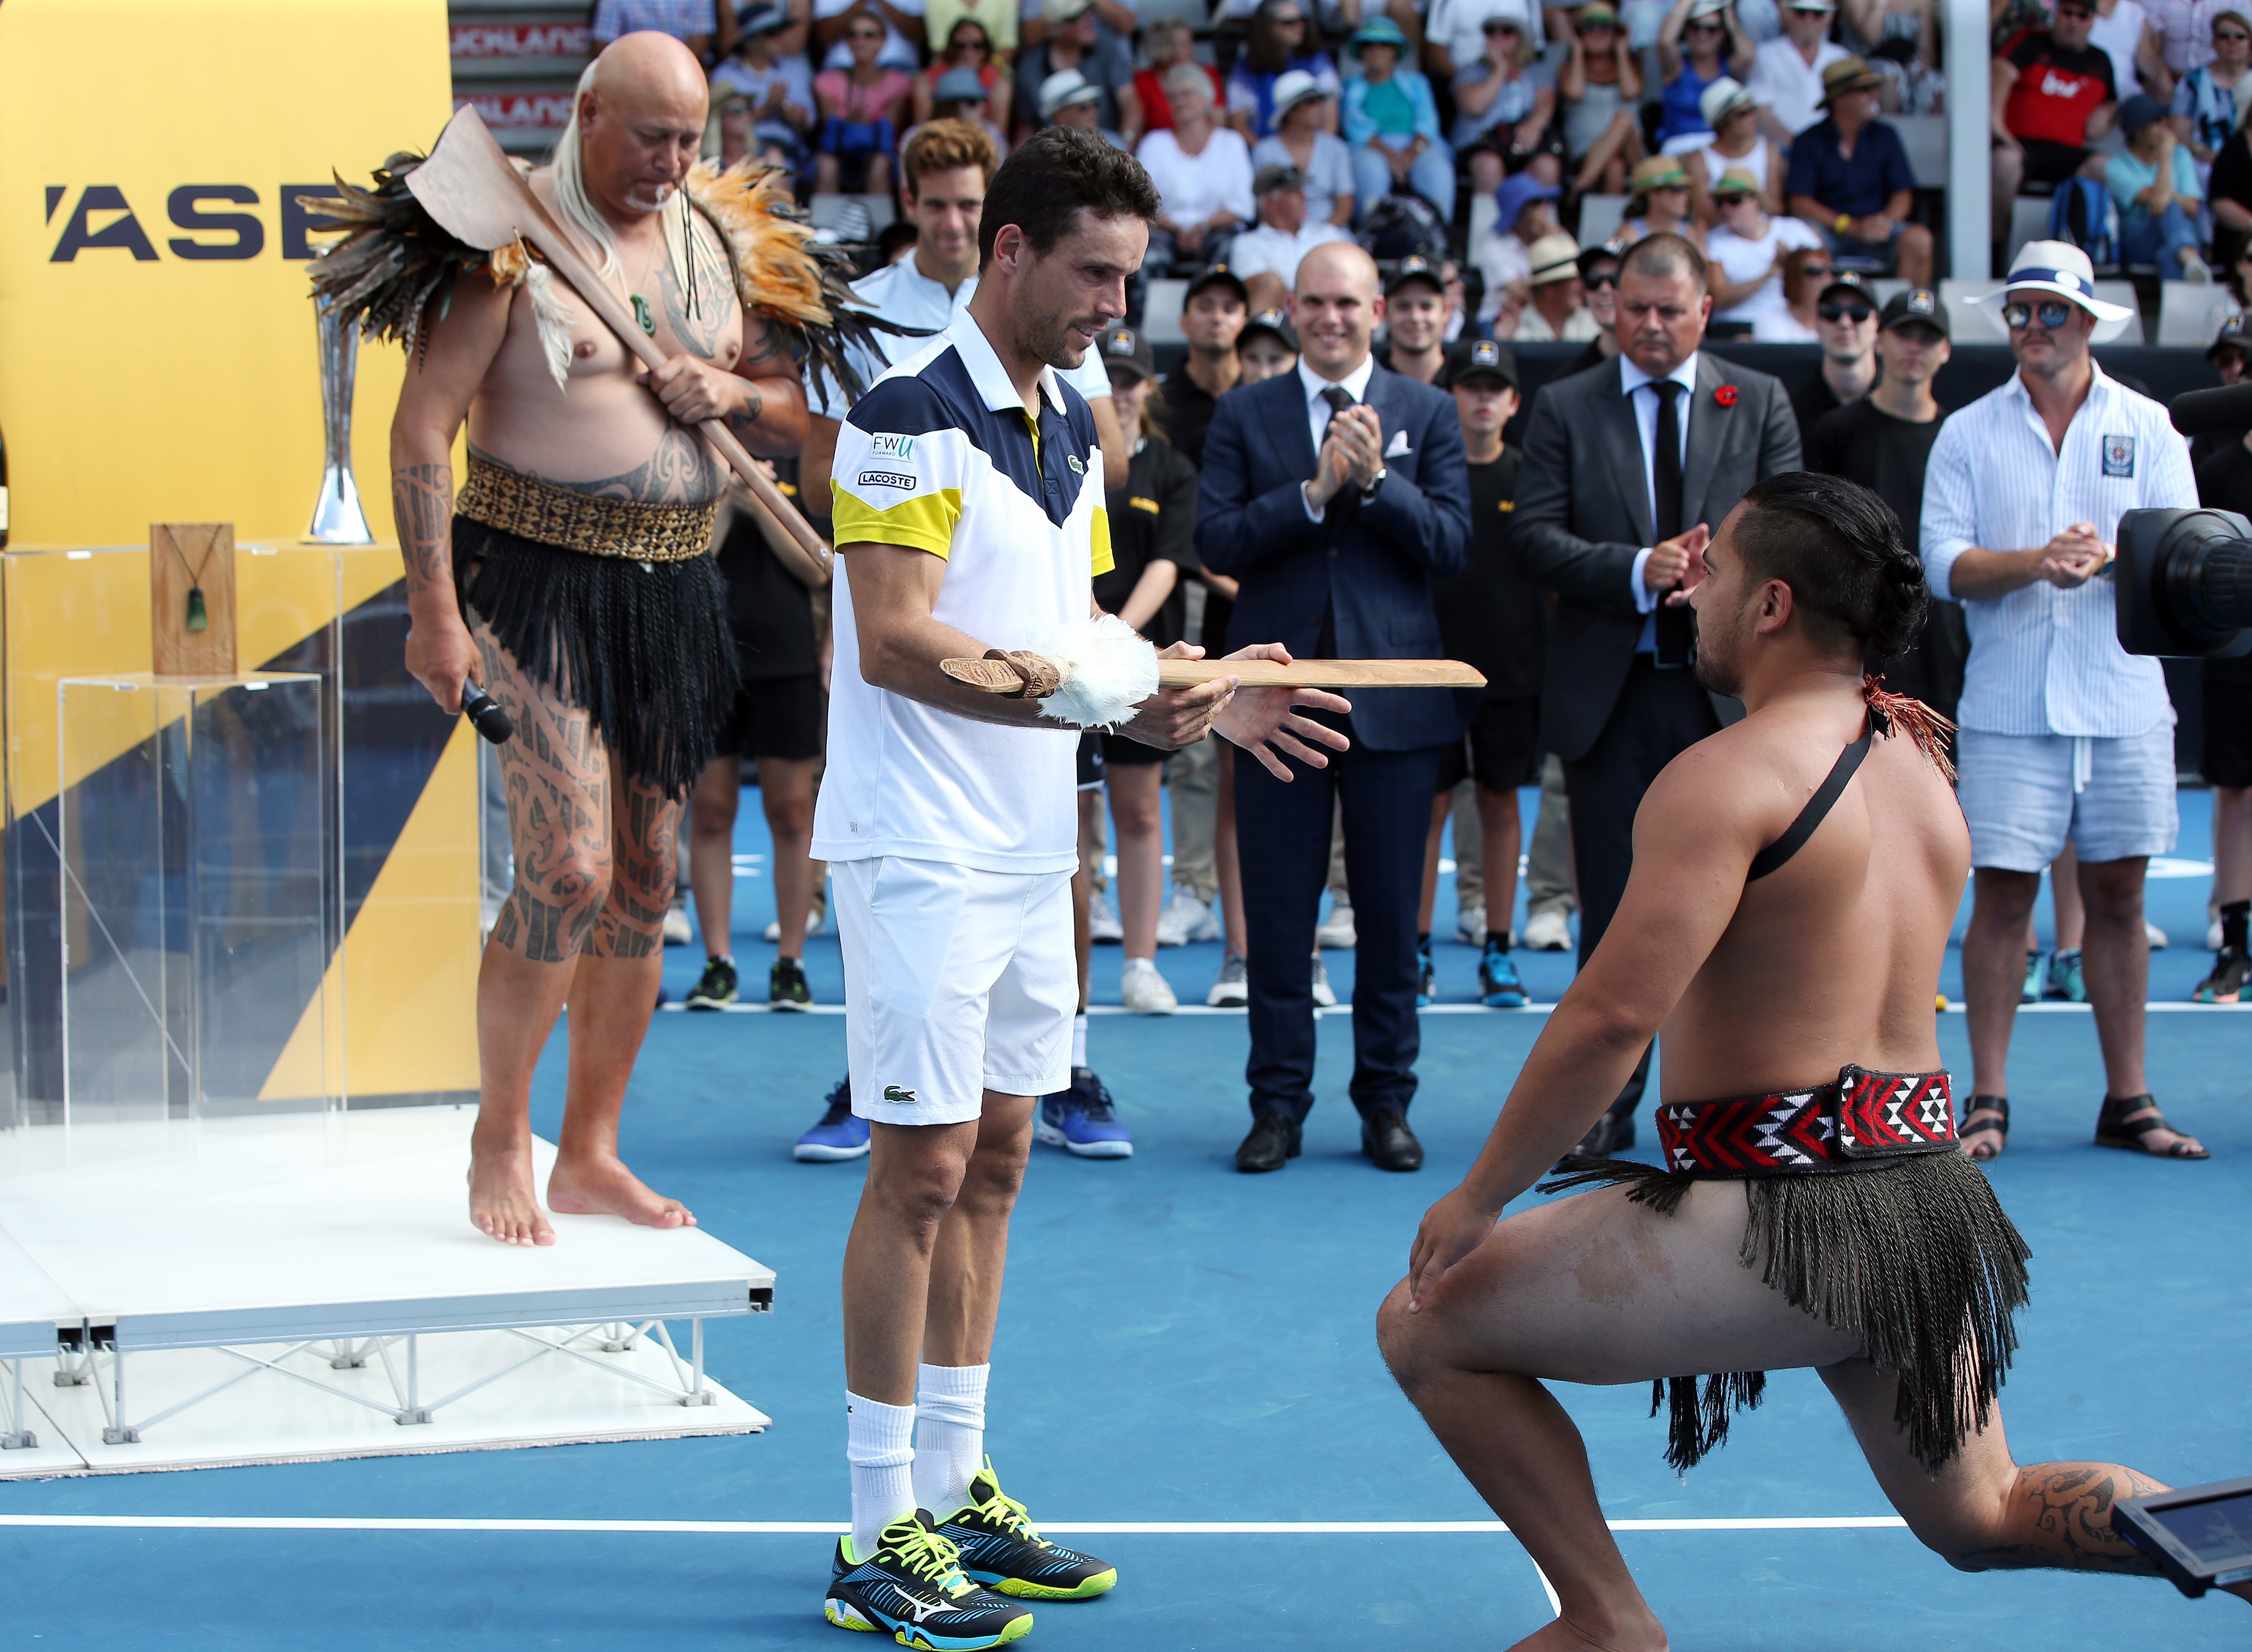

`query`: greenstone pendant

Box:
[632,294,656,336]
[185,586,208,632]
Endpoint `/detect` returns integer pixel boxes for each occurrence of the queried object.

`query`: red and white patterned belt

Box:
[1653,1066,1957,1177]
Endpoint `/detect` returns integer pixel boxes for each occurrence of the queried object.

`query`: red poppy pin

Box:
[1714,384,1739,407]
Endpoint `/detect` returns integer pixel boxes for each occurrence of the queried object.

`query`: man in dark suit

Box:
[1514,232,1802,1158]
[1200,241,1473,1175]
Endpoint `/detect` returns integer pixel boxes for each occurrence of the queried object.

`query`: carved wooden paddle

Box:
[941,657,1487,693]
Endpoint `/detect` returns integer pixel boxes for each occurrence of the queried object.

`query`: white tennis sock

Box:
[1070,1012,1088,1070]
[846,1392,917,1558]
[913,1362,990,1516]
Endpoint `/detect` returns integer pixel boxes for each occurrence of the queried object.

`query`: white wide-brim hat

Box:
[1970,239,2137,323]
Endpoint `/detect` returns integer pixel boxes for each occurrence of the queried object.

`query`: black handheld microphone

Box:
[461,679,514,744]
[2169,381,2252,436]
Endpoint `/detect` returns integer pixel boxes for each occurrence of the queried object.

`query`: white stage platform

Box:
[0,1109,776,1477]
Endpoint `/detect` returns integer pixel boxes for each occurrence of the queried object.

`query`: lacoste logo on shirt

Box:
[858,470,916,490]
[1067,455,1085,474]
[883,1084,917,1104]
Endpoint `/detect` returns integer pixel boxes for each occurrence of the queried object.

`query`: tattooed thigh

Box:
[474,621,613,964]
[585,770,680,959]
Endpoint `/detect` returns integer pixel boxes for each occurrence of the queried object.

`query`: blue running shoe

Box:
[825,1511,1033,1647]
[1478,938,1527,1008]
[796,1076,870,1163]
[1036,1068,1132,1158]
[2021,949,2044,1006]
[935,1460,1118,1601]
[2044,947,2086,1002]
[1415,937,1434,1006]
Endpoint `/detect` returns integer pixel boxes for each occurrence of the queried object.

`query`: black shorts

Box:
[1099,729,1168,768]
[1434,696,1543,793]
[2205,675,2252,788]
[1076,730,1105,792]
[2017,138,2090,188]
[716,671,823,761]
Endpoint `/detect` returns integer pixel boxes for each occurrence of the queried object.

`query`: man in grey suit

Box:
[1514,233,1803,1158]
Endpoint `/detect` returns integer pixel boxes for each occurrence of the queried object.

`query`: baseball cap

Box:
[1039,68,1102,119]
[2118,93,2169,136]
[1577,236,1626,278]
[1817,269,1874,305]
[1818,54,1886,105]
[1527,230,1582,286]
[1698,75,1757,128]
[1097,321,1156,381]
[1879,286,1949,339]
[1440,336,1518,390]
[2208,310,2252,359]
[1973,238,2137,321]
[1240,305,1300,353]
[1185,263,1250,308]
[1386,253,1446,298]
[1271,67,1330,117]
[1254,162,1306,195]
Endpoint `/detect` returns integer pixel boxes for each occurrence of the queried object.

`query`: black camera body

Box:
[2115,508,2252,658]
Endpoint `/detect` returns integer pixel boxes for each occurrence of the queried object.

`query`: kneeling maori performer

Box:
[315,34,888,1244]
[1380,472,2248,1647]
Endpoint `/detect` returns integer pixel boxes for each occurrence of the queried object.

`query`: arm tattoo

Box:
[392,463,454,595]
[724,381,766,436]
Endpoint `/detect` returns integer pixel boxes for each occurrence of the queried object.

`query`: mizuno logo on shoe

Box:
[884,1085,917,1104]
[884,1585,956,1624]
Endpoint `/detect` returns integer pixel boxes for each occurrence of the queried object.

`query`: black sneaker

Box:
[2195,948,2252,1004]
[935,1460,1118,1601]
[686,956,737,1010]
[825,1511,1033,1647]
[770,956,814,1010]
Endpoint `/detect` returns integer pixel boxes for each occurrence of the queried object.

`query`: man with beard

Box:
[1379,471,2250,1650]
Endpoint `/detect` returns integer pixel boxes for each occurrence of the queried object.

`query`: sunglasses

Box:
[1485,18,1521,29]
[1716,190,1756,205]
[1799,263,1834,279]
[1583,269,1620,289]
[2003,299,2077,330]
[2220,26,2252,37]
[1818,301,1875,322]
[1688,17,1724,27]
[849,25,884,37]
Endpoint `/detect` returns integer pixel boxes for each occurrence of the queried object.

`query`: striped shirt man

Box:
[1920,360,2190,739]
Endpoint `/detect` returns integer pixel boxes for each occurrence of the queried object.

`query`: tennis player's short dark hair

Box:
[977,127,1160,269]
[1621,230,1708,293]
[1734,471,1929,660]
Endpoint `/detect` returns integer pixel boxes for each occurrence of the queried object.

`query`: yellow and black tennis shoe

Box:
[825,1511,1031,1649]
[934,1460,1118,1601]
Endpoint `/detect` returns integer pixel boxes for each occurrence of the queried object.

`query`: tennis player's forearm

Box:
[857,612,1063,728]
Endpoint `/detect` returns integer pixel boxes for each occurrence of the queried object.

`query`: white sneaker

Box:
[2186,250,2215,283]
[1454,903,1486,946]
[2145,918,2168,950]
[1121,956,1178,1014]
[1316,898,1357,950]
[764,896,826,943]
[1154,885,1222,946]
[1207,951,1248,1006]
[1522,908,1572,952]
[662,905,693,946]
[1310,951,1337,1007]
[1090,891,1124,944]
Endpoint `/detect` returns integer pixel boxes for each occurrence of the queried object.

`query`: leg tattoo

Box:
[1956,1464,2169,1575]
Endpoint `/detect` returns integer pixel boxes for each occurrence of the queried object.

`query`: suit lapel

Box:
[1271,372,1319,479]
[1600,369,1654,546]
[1682,355,1728,531]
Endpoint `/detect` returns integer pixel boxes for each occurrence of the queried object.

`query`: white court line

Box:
[0,1515,1910,1535]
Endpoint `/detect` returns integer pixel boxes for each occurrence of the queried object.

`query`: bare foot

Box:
[547,1153,697,1229]
[469,1137,557,1246]
[1506,1611,1667,1651]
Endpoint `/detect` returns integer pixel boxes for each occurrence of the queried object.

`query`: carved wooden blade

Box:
[942,657,1033,693]
[937,657,1488,693]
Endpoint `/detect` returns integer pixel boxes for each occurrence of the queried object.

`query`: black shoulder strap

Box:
[1747,723,1874,882]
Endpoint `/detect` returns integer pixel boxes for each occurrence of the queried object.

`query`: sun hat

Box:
[1527,230,1583,286]
[1039,68,1102,119]
[932,65,988,104]
[1271,67,1330,117]
[1710,166,1762,198]
[1629,154,1691,196]
[1818,54,1886,105]
[1970,239,2137,322]
[1699,75,1758,127]
[1352,14,1410,46]
[1492,171,1562,235]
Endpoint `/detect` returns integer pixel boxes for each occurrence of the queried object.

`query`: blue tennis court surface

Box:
[3,789,2245,1649]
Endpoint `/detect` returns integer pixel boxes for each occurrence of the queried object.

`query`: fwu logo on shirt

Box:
[2103,434,2135,477]
[868,433,917,460]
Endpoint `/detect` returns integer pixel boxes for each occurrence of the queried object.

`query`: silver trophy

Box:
[306,294,374,543]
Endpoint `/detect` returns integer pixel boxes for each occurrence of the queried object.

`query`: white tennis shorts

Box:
[833,856,1076,1128]
[1957,723,2179,872]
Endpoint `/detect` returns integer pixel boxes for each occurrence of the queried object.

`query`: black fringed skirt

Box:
[1541,1152,2032,1476]
[454,517,740,800]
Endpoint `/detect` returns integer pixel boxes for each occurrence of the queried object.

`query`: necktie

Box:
[1650,380,1693,667]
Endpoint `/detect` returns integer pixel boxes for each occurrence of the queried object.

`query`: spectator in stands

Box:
[2110,92,2217,276]
[1041,68,1129,143]
[1622,153,1709,245]
[1756,241,1830,336]
[1475,173,1562,324]
[815,0,922,72]
[1158,267,1249,466]
[1452,1,1563,198]
[595,0,727,59]
[1379,255,1451,380]
[2168,8,2251,178]
[907,63,1012,155]
[1254,70,1358,226]
[1136,19,1225,134]
[1684,75,1787,217]
[1787,55,1933,283]
[1344,17,1457,220]
[1749,0,1848,142]
[1991,0,2120,241]
[924,0,1020,59]
[1013,0,1139,145]
[912,17,1009,134]
[1656,0,1756,150]
[715,7,818,174]
[1139,68,1257,267]
[2188,320,2252,1004]
[1839,0,1941,111]
[1924,239,2207,1162]
[1512,231,1602,338]
[1559,1,1645,196]
[1565,240,1627,366]
[2209,108,2252,267]
[1791,267,1878,441]
[2193,309,2250,466]
[2144,0,2227,83]
[1233,163,1355,310]
[1705,164,1826,330]
[1229,0,1347,140]
[1237,305,1301,379]
[1805,285,1968,729]
[813,12,912,193]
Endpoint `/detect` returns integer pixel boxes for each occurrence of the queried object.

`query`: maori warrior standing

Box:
[311,33,894,1244]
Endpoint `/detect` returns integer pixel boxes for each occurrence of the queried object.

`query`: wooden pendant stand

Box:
[150,522,237,676]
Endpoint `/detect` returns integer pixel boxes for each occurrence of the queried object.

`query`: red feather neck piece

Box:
[1862,675,1956,783]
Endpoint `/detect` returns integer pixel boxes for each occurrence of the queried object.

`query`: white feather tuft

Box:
[1025,614,1160,729]
[524,263,575,395]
